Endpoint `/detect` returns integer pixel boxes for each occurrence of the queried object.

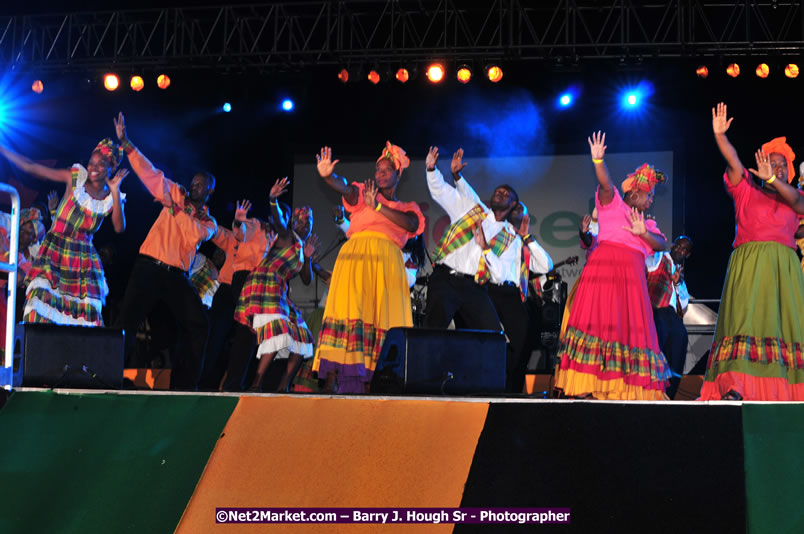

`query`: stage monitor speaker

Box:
[370,327,506,395]
[15,323,125,389]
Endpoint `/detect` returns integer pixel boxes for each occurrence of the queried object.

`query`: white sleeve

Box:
[645,251,664,272]
[527,238,553,274]
[454,175,485,206]
[336,218,350,234]
[426,167,479,222]
[677,280,690,311]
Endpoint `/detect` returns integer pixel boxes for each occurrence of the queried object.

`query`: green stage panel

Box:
[743,403,804,534]
[0,391,237,534]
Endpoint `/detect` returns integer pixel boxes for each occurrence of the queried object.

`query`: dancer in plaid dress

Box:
[0,139,127,326]
[231,178,319,392]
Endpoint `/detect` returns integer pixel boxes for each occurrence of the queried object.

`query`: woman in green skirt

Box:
[702,103,804,400]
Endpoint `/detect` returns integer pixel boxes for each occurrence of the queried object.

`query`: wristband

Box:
[375,203,382,212]
[766,174,777,185]
[592,158,604,164]
[523,234,532,241]
[270,200,278,206]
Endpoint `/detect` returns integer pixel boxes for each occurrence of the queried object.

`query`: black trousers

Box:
[116,256,209,391]
[197,270,249,390]
[653,306,688,399]
[424,264,502,331]
[487,283,530,394]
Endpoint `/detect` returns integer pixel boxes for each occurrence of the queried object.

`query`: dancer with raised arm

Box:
[0,137,127,326]
[231,179,318,392]
[312,143,425,393]
[701,103,804,400]
[113,112,217,390]
[554,131,671,400]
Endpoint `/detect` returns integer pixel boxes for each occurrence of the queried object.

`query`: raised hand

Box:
[235,199,252,222]
[473,227,489,250]
[114,112,128,143]
[107,168,129,190]
[712,102,733,135]
[426,146,439,171]
[451,148,467,175]
[671,264,684,284]
[47,190,60,212]
[304,234,321,259]
[363,180,378,210]
[580,214,592,233]
[622,207,647,236]
[748,149,773,182]
[316,147,339,178]
[518,212,530,237]
[270,177,290,199]
[587,131,607,160]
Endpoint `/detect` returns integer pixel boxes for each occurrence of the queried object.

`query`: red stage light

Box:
[426,64,445,83]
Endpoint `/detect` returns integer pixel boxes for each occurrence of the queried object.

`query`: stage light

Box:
[785,64,800,78]
[559,93,573,107]
[222,102,232,113]
[456,65,472,84]
[157,74,171,89]
[696,66,709,79]
[426,63,445,83]
[31,80,44,94]
[726,63,740,78]
[395,68,409,83]
[486,65,503,83]
[338,68,349,83]
[281,99,294,111]
[755,63,770,78]
[130,76,144,92]
[367,70,380,85]
[103,73,120,91]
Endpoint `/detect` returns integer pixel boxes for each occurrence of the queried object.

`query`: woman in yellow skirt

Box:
[312,143,425,393]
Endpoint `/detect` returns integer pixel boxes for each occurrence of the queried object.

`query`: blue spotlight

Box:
[559,93,573,107]
[281,99,294,112]
[626,93,638,106]
[222,102,232,113]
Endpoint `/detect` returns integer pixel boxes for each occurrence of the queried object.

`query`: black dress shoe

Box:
[721,389,743,401]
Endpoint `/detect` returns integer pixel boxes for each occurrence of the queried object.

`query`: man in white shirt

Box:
[646,236,692,399]
[423,147,517,333]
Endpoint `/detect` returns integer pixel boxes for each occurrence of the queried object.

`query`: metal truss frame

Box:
[0,1,802,71]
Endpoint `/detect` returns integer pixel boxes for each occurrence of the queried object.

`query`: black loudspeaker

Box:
[15,323,125,389]
[370,328,506,395]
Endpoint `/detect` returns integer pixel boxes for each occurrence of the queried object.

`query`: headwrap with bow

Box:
[621,163,666,193]
[20,207,45,244]
[377,141,410,173]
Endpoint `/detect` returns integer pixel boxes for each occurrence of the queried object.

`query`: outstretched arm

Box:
[588,131,614,206]
[316,147,359,206]
[300,235,320,285]
[268,177,294,241]
[712,102,745,187]
[0,145,72,186]
[107,169,128,233]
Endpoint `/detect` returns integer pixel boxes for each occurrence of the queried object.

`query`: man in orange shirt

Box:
[114,113,218,390]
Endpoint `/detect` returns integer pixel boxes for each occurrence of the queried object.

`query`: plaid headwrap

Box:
[92,138,124,170]
[761,137,796,184]
[621,163,666,193]
[432,204,516,284]
[20,207,45,244]
[377,141,410,173]
[293,206,313,226]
